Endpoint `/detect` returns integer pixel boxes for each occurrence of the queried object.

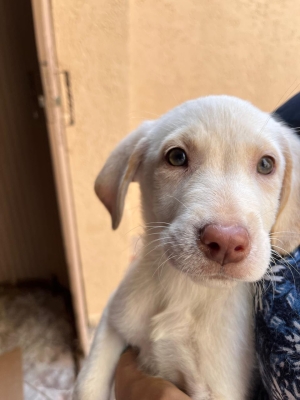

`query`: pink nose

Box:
[199,224,250,265]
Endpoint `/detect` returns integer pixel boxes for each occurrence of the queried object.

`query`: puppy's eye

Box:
[167,148,187,166]
[257,156,275,175]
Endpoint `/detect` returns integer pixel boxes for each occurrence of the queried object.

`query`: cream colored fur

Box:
[73,96,300,400]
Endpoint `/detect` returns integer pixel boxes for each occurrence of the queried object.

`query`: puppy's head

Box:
[95,96,300,285]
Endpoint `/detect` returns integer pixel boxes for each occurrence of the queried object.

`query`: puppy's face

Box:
[96,96,300,285]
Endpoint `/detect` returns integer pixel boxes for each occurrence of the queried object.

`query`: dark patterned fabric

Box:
[254,94,300,398]
[254,246,300,399]
[274,93,300,132]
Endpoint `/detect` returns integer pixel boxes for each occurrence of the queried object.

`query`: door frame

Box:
[31,0,89,355]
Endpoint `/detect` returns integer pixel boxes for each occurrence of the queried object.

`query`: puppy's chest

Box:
[113,281,254,399]
[128,298,254,400]
[143,306,206,378]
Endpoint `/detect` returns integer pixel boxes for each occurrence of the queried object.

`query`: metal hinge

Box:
[59,70,75,127]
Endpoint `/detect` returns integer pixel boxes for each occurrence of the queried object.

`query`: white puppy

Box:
[74,96,300,400]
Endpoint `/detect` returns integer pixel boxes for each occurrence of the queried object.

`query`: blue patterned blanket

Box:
[254,246,300,399]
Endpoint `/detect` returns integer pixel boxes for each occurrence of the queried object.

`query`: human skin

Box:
[115,348,191,400]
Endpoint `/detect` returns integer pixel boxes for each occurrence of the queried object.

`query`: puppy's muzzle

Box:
[199,224,250,265]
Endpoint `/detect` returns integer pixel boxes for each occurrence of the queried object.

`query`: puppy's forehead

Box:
[150,96,278,150]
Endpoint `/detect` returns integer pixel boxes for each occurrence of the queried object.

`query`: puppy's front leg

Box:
[73,305,125,400]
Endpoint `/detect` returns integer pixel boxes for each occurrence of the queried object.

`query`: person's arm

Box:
[115,348,191,400]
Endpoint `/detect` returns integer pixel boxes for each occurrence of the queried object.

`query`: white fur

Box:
[74,96,300,400]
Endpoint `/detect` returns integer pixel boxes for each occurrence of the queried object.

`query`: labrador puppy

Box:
[74,96,300,400]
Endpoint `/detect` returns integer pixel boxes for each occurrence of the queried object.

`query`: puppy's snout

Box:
[199,225,250,265]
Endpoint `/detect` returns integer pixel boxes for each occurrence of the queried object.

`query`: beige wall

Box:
[51,0,300,323]
[130,0,300,122]
[51,0,134,323]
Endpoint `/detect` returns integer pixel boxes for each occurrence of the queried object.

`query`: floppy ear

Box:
[95,121,152,230]
[271,130,300,253]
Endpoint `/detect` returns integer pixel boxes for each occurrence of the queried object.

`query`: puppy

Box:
[74,96,300,400]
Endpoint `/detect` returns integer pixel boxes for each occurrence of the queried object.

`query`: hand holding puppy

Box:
[115,348,191,400]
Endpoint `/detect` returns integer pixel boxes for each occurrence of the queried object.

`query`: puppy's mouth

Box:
[166,252,246,282]
[208,270,247,282]
[197,262,252,282]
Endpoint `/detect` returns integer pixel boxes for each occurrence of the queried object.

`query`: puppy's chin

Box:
[189,267,269,286]
[191,274,238,288]
[168,260,238,288]
[169,259,268,288]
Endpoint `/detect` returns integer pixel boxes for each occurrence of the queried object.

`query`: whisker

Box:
[270,249,298,287]
[269,237,284,245]
[166,195,188,210]
[270,231,300,236]
[144,221,171,226]
[258,79,300,137]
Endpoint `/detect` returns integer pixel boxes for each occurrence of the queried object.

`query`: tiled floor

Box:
[0,284,78,400]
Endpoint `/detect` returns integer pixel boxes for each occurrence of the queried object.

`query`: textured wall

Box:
[130,0,300,123]
[51,0,135,322]
[51,0,300,322]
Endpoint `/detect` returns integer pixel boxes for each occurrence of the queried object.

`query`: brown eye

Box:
[167,148,187,166]
[257,156,275,175]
